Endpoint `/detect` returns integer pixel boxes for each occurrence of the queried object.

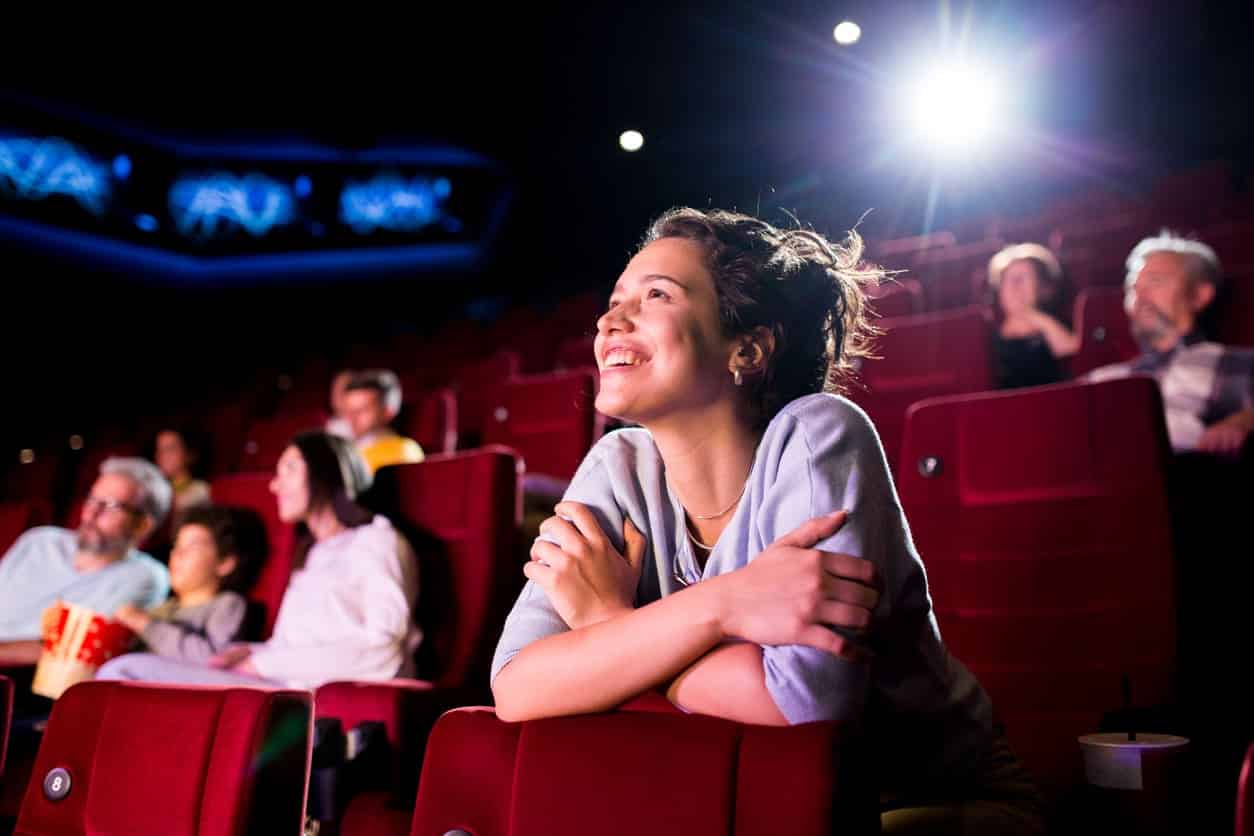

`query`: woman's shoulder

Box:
[767,392,878,445]
[580,426,660,472]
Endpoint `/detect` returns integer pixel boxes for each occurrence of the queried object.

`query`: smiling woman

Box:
[491,207,1045,834]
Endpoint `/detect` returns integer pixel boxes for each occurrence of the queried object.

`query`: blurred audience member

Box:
[0,458,171,664]
[343,369,424,474]
[153,427,211,517]
[986,243,1078,389]
[98,432,420,688]
[110,505,263,663]
[325,369,356,439]
[1089,231,1253,455]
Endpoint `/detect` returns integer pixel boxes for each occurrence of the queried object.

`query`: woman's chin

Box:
[594,393,635,424]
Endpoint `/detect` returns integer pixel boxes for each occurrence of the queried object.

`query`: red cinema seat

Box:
[338,446,522,692]
[483,370,603,488]
[487,306,567,374]
[2,449,61,506]
[1238,742,1254,836]
[314,447,523,833]
[1070,286,1140,377]
[210,473,294,639]
[400,387,458,456]
[452,350,520,447]
[409,708,876,836]
[238,409,328,473]
[200,398,255,477]
[849,306,993,475]
[15,681,312,836]
[867,277,924,319]
[0,501,50,558]
[897,377,1177,799]
[909,240,1005,311]
[1216,271,1254,348]
[553,334,596,372]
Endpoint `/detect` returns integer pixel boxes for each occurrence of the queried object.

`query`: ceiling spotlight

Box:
[619,130,644,152]
[834,21,861,46]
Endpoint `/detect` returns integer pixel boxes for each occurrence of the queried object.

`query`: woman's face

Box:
[270,446,311,523]
[593,237,738,423]
[998,259,1042,315]
[155,430,191,480]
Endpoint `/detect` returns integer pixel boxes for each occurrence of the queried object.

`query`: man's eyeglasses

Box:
[83,495,142,517]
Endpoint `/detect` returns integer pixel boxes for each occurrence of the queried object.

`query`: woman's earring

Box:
[733,369,744,387]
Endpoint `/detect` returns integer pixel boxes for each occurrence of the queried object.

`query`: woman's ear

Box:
[730,327,776,376]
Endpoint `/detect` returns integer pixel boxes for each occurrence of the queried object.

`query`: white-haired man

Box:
[342,369,424,474]
[1089,231,1254,455]
[0,457,172,664]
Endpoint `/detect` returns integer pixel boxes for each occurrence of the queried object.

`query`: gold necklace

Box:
[685,521,717,551]
[689,480,748,520]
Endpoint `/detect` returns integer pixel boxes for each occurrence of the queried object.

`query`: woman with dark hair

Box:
[491,208,1043,834]
[152,427,211,517]
[99,432,420,688]
[986,242,1079,389]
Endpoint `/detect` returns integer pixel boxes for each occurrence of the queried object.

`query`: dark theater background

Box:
[1,1,1252,834]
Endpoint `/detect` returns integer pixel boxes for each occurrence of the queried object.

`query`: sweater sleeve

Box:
[140,592,247,662]
[752,398,908,725]
[249,528,418,686]
[489,438,628,684]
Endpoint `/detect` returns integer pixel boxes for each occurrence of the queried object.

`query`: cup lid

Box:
[1078,732,1189,749]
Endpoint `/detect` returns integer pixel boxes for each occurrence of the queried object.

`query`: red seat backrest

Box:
[2,449,62,505]
[410,707,876,836]
[897,377,1177,797]
[867,277,924,319]
[1070,286,1141,376]
[1216,271,1254,348]
[0,501,50,557]
[909,240,1005,311]
[553,334,596,372]
[482,370,603,482]
[849,306,993,475]
[209,473,294,639]
[384,448,523,689]
[452,350,520,446]
[238,409,328,473]
[401,387,458,455]
[16,681,311,836]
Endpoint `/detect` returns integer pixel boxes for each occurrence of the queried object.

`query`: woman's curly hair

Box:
[640,207,883,427]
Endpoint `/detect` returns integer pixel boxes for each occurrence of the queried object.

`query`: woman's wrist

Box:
[685,573,734,642]
[572,602,634,631]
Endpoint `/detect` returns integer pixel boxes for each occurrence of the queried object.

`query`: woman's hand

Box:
[525,501,646,630]
[207,644,252,670]
[112,604,151,634]
[711,510,880,660]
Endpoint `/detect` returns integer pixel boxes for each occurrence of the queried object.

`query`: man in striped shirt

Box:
[1088,231,1254,455]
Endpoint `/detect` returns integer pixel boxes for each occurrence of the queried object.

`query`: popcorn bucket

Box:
[32,602,136,699]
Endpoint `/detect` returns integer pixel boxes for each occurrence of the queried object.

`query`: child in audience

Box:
[112,505,261,662]
[99,432,420,688]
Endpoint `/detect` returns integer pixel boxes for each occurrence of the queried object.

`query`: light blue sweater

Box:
[492,393,996,788]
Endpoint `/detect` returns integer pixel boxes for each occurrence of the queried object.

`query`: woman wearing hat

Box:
[99,431,421,688]
[986,242,1079,389]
